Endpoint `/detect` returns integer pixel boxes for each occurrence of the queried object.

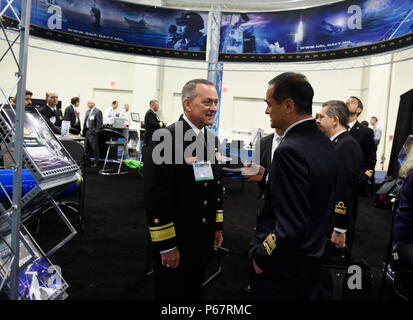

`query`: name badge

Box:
[90,115,95,120]
[193,161,214,181]
[50,116,56,124]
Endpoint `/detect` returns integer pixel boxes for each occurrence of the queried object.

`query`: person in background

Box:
[25,90,33,107]
[346,96,377,196]
[361,120,369,127]
[104,100,119,124]
[8,97,16,106]
[1,90,33,169]
[38,91,62,135]
[370,116,382,146]
[121,104,131,126]
[63,97,81,135]
[317,100,362,251]
[142,99,166,161]
[82,100,103,167]
[392,148,413,266]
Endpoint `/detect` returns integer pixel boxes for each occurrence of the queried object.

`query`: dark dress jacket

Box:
[258,133,274,198]
[144,115,224,254]
[143,109,164,147]
[393,170,413,245]
[250,119,338,272]
[63,104,81,135]
[349,120,377,182]
[38,105,63,134]
[330,131,362,232]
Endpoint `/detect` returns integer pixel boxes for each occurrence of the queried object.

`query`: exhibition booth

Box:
[0,0,413,300]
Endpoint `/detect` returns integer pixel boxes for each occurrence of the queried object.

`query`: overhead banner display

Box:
[219,0,413,62]
[1,0,208,60]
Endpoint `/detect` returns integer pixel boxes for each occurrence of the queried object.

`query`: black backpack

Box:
[318,243,373,300]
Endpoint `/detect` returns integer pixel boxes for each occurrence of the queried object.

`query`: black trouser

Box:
[250,258,322,300]
[152,231,214,300]
[84,129,99,164]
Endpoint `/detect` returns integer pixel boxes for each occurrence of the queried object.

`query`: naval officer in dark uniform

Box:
[317,100,362,251]
[142,100,166,163]
[243,72,338,300]
[144,79,224,300]
[346,96,377,196]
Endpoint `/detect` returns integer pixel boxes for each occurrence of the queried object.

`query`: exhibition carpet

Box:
[10,165,399,300]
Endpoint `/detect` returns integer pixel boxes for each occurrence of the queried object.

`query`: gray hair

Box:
[149,99,158,107]
[181,79,214,110]
[322,100,349,128]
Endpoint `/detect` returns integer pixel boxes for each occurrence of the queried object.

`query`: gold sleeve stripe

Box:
[216,209,223,213]
[215,213,223,223]
[149,222,174,231]
[150,226,176,242]
[159,122,164,128]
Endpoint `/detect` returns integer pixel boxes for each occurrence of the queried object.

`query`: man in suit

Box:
[142,100,167,163]
[317,100,362,250]
[144,79,224,300]
[346,96,377,196]
[82,100,103,167]
[38,91,62,135]
[370,116,382,146]
[257,128,284,199]
[243,72,338,300]
[1,90,33,169]
[63,97,81,135]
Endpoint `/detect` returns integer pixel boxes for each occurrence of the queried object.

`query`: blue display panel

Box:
[1,0,208,60]
[219,0,413,62]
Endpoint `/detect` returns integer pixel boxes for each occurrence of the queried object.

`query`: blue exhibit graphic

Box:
[0,0,208,59]
[219,0,413,61]
[1,0,413,62]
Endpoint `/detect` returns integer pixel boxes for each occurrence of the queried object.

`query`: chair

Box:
[99,140,127,175]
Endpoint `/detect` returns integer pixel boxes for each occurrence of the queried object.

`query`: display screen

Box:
[219,0,413,61]
[1,0,208,60]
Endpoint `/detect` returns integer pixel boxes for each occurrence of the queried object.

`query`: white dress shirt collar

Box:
[330,129,347,141]
[271,132,283,162]
[183,114,204,136]
[348,119,357,130]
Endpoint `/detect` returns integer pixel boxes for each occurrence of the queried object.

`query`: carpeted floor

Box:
[9,164,402,300]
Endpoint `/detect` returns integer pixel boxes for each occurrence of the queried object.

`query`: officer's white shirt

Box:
[348,119,357,130]
[271,133,283,163]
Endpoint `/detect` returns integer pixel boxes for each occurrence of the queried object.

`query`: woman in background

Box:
[393,147,413,265]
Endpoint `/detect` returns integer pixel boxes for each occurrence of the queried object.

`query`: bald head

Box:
[45,91,58,107]
[87,100,95,109]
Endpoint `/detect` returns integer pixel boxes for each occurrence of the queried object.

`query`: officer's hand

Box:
[214,231,223,249]
[161,248,180,269]
[242,163,265,182]
[331,231,346,249]
[253,260,263,274]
